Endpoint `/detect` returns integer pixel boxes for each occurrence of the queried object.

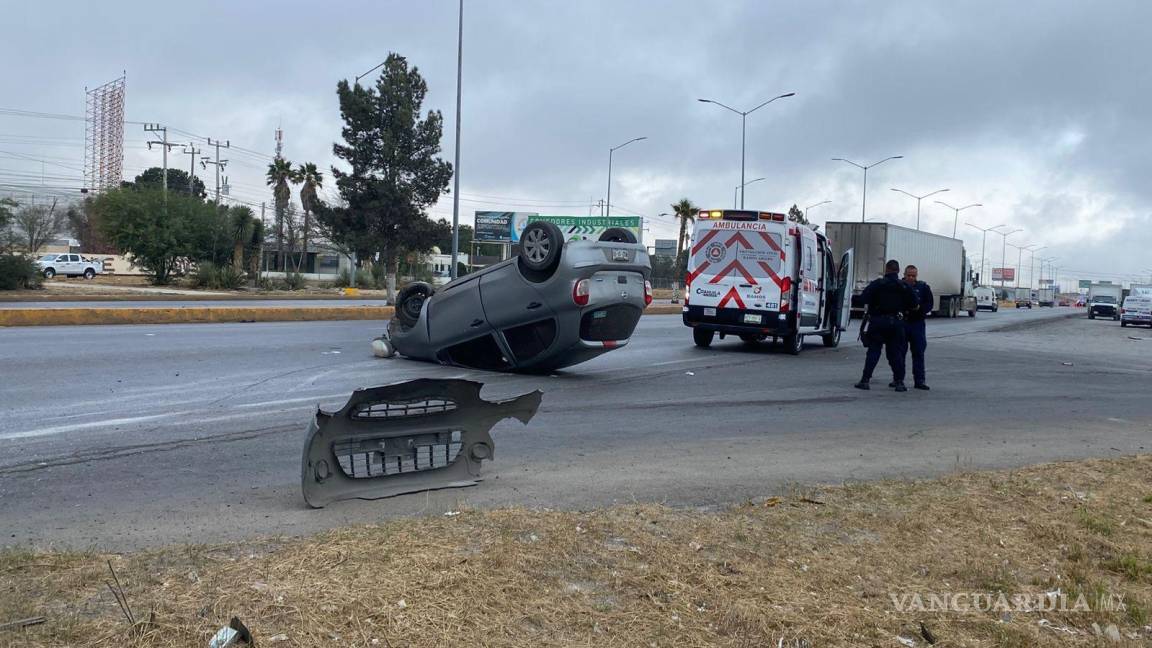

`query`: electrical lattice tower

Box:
[84,75,126,192]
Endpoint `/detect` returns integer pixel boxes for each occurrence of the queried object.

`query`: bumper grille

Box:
[335,430,463,478]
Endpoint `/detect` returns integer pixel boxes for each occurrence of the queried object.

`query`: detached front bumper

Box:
[683,305,792,336]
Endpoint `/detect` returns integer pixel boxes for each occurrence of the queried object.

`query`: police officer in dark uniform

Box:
[855,259,918,391]
[901,265,934,390]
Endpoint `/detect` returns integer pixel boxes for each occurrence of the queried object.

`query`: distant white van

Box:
[974,286,998,312]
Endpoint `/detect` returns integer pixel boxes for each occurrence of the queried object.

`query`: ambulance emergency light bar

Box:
[697,209,787,221]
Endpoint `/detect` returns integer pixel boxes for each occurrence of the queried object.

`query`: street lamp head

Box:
[780,92,796,98]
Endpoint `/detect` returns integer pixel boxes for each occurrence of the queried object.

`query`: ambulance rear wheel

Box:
[821,329,840,348]
[783,332,803,355]
[692,328,715,348]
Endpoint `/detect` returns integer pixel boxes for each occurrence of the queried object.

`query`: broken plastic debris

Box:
[443,511,461,517]
[896,636,916,648]
[1061,362,1074,366]
[685,371,695,376]
[208,617,251,648]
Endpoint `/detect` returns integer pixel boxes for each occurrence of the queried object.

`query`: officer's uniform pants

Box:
[904,320,927,385]
[862,315,906,382]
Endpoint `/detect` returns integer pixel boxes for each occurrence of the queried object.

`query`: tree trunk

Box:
[232,242,244,273]
[301,209,311,275]
[387,254,399,303]
[275,207,285,272]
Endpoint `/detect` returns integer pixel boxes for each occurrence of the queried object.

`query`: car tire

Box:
[83,268,95,279]
[598,227,637,244]
[783,333,803,355]
[822,329,841,347]
[43,268,55,278]
[968,308,976,317]
[692,328,714,348]
[395,282,434,329]
[1089,313,1095,320]
[518,221,564,276]
[1121,321,1127,328]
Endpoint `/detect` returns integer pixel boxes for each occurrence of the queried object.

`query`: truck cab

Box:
[681,209,853,355]
[1013,287,1034,309]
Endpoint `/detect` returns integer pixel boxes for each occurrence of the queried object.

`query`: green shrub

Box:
[191,262,245,290]
[284,272,307,290]
[332,269,353,288]
[0,254,43,290]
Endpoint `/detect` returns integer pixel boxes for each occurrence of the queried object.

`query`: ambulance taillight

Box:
[644,280,653,307]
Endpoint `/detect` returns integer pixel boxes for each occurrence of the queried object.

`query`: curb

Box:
[0,305,683,327]
[0,306,395,327]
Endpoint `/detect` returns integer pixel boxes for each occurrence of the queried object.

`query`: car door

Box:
[59,254,78,275]
[480,263,557,365]
[835,249,855,331]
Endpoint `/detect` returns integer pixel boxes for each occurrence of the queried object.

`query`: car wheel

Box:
[598,227,637,244]
[822,328,841,347]
[783,333,803,355]
[1121,321,1127,328]
[692,328,714,348]
[968,308,976,317]
[518,221,564,275]
[83,268,95,279]
[43,268,55,278]
[395,282,434,328]
[1089,313,1095,319]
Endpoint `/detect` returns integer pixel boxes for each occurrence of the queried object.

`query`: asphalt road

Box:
[2,307,1150,550]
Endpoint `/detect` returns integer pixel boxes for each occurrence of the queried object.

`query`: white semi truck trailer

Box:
[826,221,978,318]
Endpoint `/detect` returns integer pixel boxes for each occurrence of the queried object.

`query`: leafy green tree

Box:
[0,197,18,253]
[434,221,473,255]
[64,199,117,254]
[129,167,207,199]
[787,204,809,225]
[94,188,223,284]
[324,52,453,295]
[247,219,265,280]
[266,158,294,271]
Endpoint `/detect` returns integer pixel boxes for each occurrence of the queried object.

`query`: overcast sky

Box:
[2,0,1150,287]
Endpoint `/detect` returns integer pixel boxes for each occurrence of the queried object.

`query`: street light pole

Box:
[606,136,647,217]
[450,0,463,279]
[996,227,1022,292]
[890,187,949,230]
[965,222,1006,287]
[698,93,795,209]
[832,156,903,222]
[1028,246,1047,289]
[734,176,766,208]
[935,201,982,238]
[805,200,831,222]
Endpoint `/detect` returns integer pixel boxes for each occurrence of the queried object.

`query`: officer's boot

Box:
[854,377,871,390]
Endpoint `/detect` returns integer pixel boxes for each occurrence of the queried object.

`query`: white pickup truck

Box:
[36,253,103,279]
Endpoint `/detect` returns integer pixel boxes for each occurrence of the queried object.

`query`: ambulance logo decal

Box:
[705,241,727,264]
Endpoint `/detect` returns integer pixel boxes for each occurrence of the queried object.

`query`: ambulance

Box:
[682,209,854,354]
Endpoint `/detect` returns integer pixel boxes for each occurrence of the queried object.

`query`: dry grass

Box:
[3,456,1152,647]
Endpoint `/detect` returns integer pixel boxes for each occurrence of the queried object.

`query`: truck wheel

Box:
[394,282,434,328]
[692,328,714,348]
[83,268,95,279]
[518,221,564,275]
[598,227,637,244]
[968,307,976,317]
[43,268,55,278]
[1089,312,1095,320]
[783,333,803,355]
[822,329,841,347]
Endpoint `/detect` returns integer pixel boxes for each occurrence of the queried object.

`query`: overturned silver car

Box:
[385,221,652,372]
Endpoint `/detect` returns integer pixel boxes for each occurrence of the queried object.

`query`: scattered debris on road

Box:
[207,617,251,648]
[300,378,542,508]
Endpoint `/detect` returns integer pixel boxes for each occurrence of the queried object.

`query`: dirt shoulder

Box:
[2,456,1150,647]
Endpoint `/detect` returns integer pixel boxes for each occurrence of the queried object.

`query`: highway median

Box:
[0,303,685,327]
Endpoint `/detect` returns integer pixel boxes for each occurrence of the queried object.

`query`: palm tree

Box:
[247,219,265,282]
[671,198,698,262]
[228,206,256,273]
[266,158,294,271]
[295,162,323,273]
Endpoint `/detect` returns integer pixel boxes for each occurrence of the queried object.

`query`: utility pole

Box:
[200,138,230,206]
[143,123,185,203]
[450,0,464,279]
[181,145,201,196]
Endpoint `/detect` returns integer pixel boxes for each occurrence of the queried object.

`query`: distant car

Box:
[36,253,102,279]
[384,221,652,372]
[1120,296,1152,328]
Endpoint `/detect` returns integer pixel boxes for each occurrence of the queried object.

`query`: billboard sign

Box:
[474,211,528,242]
[1078,279,1092,289]
[653,239,677,257]
[510,214,643,243]
[991,267,1015,282]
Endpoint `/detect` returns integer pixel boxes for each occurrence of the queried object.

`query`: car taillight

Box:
[644,280,653,307]
[573,278,590,306]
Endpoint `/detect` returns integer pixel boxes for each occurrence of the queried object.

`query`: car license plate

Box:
[743,314,763,324]
[611,249,630,261]
[704,307,717,317]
